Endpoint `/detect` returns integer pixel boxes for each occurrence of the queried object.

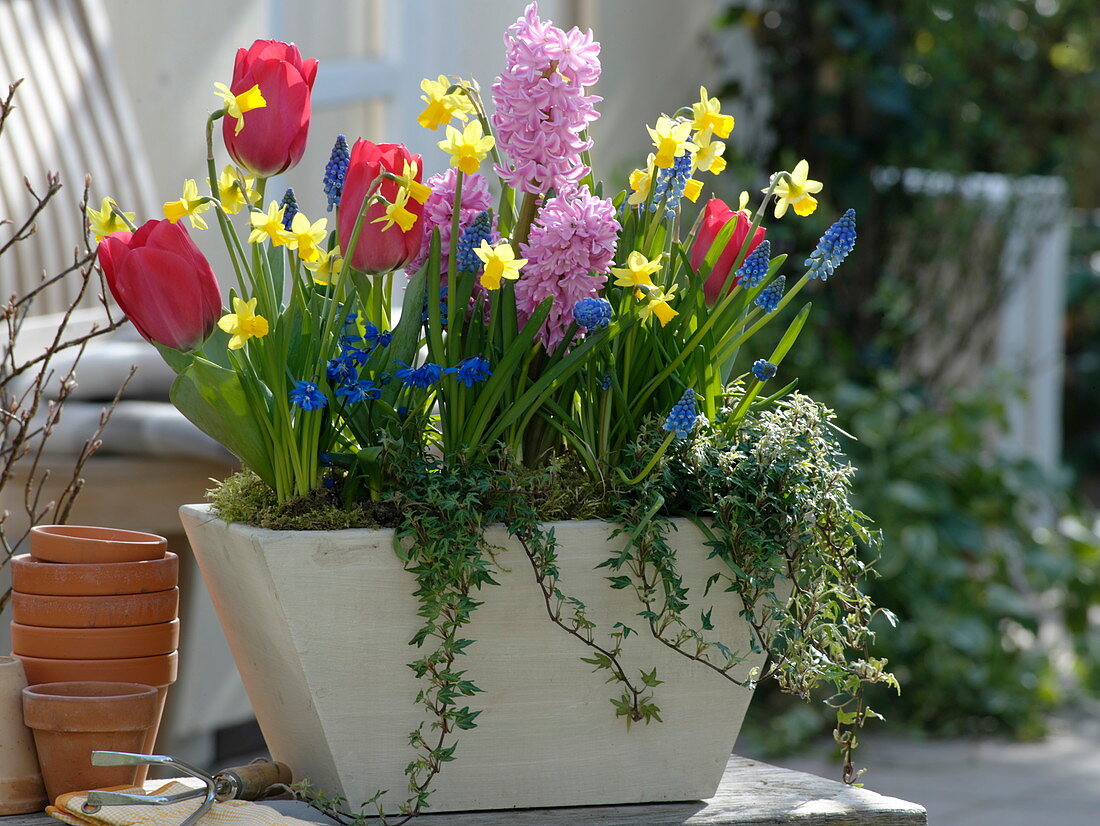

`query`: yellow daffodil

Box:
[286,212,328,263]
[305,247,345,286]
[217,166,260,214]
[372,187,418,233]
[612,251,663,294]
[475,240,525,290]
[217,297,270,350]
[628,157,656,206]
[684,179,703,202]
[638,283,679,327]
[738,190,750,212]
[417,75,475,131]
[213,82,267,136]
[691,87,734,139]
[86,197,134,241]
[396,159,432,205]
[647,116,696,169]
[769,159,823,218]
[163,179,210,230]
[693,129,727,175]
[249,202,292,246]
[439,121,495,175]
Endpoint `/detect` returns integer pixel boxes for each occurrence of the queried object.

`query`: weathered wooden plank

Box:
[0,756,925,826]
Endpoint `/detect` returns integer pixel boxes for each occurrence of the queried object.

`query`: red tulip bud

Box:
[337,140,425,275]
[223,40,318,177]
[690,198,766,305]
[98,220,222,351]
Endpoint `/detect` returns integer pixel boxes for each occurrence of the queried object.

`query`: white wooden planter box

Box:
[179,504,774,814]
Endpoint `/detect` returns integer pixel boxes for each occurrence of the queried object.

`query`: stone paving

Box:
[743,713,1100,825]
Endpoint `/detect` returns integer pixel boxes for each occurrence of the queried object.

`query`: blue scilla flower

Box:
[377,331,393,347]
[650,153,693,220]
[362,322,392,348]
[343,311,358,328]
[755,276,786,313]
[336,379,382,404]
[326,356,358,385]
[341,344,371,366]
[752,359,777,381]
[456,212,493,273]
[804,208,857,281]
[663,388,698,440]
[448,356,492,388]
[573,297,612,330]
[280,188,299,231]
[323,135,350,212]
[397,361,445,389]
[735,240,771,288]
[599,374,612,391]
[289,380,327,411]
[420,286,449,325]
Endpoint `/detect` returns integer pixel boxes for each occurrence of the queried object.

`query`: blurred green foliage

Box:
[720,0,1100,746]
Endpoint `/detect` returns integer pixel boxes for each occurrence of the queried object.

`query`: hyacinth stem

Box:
[511,190,539,250]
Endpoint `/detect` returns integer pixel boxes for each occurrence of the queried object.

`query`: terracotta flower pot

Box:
[11,553,178,596]
[11,588,179,628]
[16,653,178,783]
[22,682,159,802]
[0,657,47,815]
[30,526,166,564]
[11,620,180,660]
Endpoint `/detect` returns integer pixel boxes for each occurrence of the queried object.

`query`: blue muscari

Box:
[662,388,698,439]
[456,212,493,273]
[280,188,299,231]
[651,153,693,220]
[323,135,350,212]
[289,380,327,411]
[752,359,777,381]
[396,362,445,389]
[804,208,856,281]
[755,275,785,313]
[336,380,381,404]
[735,240,771,287]
[572,297,612,330]
[449,356,492,388]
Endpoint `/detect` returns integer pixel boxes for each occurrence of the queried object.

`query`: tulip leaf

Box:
[169,357,276,487]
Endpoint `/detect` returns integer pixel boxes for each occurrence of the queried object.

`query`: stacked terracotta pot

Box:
[10,526,179,781]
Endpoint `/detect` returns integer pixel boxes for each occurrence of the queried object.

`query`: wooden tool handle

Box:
[217,760,293,800]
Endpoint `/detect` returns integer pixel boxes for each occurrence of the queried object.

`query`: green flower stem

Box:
[204,110,249,296]
[511,190,539,250]
[617,430,676,486]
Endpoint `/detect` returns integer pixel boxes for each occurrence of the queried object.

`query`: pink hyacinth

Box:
[516,184,620,351]
[406,169,493,275]
[492,2,602,194]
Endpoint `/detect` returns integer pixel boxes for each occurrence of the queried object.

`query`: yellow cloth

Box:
[48,782,317,826]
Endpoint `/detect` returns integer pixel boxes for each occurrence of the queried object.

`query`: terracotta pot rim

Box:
[30,525,167,564]
[31,525,166,546]
[11,619,180,659]
[23,681,160,733]
[11,553,179,596]
[22,681,158,701]
[11,588,179,628]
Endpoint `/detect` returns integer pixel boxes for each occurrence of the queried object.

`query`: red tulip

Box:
[338,140,425,274]
[98,220,222,351]
[222,40,318,177]
[691,198,766,305]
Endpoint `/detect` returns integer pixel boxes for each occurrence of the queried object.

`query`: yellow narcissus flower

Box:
[86,197,134,241]
[683,179,703,202]
[475,240,525,290]
[417,75,475,131]
[286,212,328,263]
[638,283,680,327]
[769,159,823,218]
[217,166,260,214]
[372,187,418,233]
[249,202,291,246]
[439,121,495,175]
[163,179,210,230]
[693,129,727,175]
[612,251,663,294]
[647,116,696,169]
[628,157,656,206]
[691,87,734,139]
[217,296,269,350]
[397,159,432,205]
[305,247,345,286]
[213,82,267,135]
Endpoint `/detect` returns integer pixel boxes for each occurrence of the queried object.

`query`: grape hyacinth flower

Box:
[289,380,327,411]
[804,208,857,281]
[663,388,698,439]
[323,135,350,212]
[650,153,692,220]
[735,240,771,288]
[396,361,445,389]
[516,184,620,349]
[492,2,602,194]
[752,359,777,381]
[572,297,612,330]
[755,276,785,313]
[280,188,299,231]
[456,212,493,273]
[335,380,381,403]
[448,356,493,388]
[406,169,493,275]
